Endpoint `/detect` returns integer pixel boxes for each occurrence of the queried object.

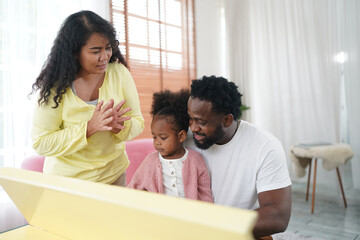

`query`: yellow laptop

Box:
[0,168,257,240]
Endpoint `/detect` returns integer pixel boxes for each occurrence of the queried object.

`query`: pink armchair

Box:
[21,154,45,172]
[125,138,155,184]
[20,138,155,184]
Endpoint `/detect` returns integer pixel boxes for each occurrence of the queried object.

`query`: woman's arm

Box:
[113,67,144,141]
[32,94,116,157]
[31,99,89,157]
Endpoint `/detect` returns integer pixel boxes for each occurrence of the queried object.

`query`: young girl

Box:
[127,89,213,202]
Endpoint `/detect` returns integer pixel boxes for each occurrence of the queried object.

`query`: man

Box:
[185,76,292,239]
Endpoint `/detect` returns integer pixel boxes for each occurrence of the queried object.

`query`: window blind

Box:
[110,0,196,138]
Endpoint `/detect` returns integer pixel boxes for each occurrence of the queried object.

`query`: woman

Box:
[31,10,144,186]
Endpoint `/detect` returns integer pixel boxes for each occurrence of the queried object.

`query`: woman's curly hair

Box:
[31,10,127,108]
[151,89,190,132]
[190,76,243,119]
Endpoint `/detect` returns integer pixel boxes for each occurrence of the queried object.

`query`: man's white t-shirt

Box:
[185,120,291,210]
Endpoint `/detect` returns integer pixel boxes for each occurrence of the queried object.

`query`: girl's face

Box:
[77,33,112,75]
[151,116,186,159]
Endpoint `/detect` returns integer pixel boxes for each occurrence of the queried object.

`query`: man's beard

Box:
[193,124,225,150]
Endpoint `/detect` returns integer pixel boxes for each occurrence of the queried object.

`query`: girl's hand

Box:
[86,100,114,138]
[109,99,132,134]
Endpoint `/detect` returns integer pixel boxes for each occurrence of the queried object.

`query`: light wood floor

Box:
[286,161,360,240]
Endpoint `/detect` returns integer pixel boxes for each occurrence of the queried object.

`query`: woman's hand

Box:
[109,99,132,134]
[86,100,114,138]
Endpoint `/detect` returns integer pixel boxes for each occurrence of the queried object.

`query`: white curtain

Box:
[224,0,344,180]
[0,0,110,169]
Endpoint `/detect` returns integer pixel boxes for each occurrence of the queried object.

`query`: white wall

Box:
[346,66,360,189]
[344,1,360,189]
[195,0,226,78]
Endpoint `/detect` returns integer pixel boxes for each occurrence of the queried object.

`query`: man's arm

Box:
[253,186,292,238]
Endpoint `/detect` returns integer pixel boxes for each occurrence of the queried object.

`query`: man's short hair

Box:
[190,76,243,119]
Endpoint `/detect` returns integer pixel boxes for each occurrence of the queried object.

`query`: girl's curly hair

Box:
[31,10,127,108]
[151,89,190,132]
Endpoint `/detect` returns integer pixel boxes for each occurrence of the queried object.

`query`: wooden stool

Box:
[306,158,347,213]
[290,143,353,213]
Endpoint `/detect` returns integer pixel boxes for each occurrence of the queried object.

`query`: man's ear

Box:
[223,114,234,128]
[178,130,187,143]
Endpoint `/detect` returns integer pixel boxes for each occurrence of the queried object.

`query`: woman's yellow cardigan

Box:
[31,63,144,183]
